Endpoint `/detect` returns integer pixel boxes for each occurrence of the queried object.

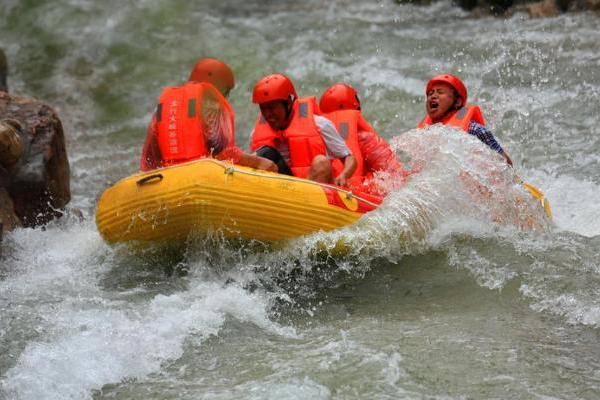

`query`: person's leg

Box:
[256,146,292,175]
[307,155,332,183]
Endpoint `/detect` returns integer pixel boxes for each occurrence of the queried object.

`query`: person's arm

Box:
[334,155,357,186]
[357,129,406,174]
[140,114,161,171]
[216,145,277,172]
[500,151,513,166]
[314,115,357,184]
[468,122,513,166]
[238,152,278,172]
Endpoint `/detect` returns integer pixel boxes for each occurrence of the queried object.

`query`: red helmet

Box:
[252,73,297,104]
[426,74,468,104]
[188,58,235,96]
[319,83,361,113]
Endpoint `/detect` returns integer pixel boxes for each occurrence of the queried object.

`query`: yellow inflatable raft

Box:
[95,159,380,244]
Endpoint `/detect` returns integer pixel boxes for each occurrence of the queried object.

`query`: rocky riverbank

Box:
[0,49,71,247]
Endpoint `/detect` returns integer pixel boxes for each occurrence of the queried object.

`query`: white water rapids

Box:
[1,1,600,399]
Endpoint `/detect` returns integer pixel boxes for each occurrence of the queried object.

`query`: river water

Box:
[1,1,600,399]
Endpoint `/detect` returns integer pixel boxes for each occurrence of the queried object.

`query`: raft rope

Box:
[212,159,380,208]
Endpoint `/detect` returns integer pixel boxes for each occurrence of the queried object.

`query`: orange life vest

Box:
[251,97,327,178]
[156,82,234,166]
[322,109,365,184]
[417,105,486,132]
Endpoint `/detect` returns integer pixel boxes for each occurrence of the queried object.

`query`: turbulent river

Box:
[1,1,600,399]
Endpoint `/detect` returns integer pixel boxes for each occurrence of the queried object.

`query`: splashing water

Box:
[2,1,600,399]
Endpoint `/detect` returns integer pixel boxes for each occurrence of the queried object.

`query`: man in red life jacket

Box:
[140,58,276,172]
[250,74,357,186]
[319,83,406,180]
[417,74,513,166]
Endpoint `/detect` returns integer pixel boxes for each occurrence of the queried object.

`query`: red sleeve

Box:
[357,113,376,133]
[140,114,162,171]
[215,145,244,164]
[358,130,404,174]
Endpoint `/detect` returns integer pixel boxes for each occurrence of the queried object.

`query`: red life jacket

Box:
[322,109,365,185]
[327,111,404,176]
[155,82,234,166]
[251,97,327,178]
[417,105,486,132]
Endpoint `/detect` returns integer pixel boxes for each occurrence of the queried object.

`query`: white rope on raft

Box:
[201,158,382,208]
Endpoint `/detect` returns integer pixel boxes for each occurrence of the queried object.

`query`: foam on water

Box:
[525,170,600,237]
[428,201,600,330]
[238,378,331,400]
[2,0,600,398]
[3,281,293,400]
[241,126,554,304]
[1,221,295,400]
[1,126,597,399]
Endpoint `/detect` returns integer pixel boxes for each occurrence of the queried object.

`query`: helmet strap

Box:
[285,96,295,118]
